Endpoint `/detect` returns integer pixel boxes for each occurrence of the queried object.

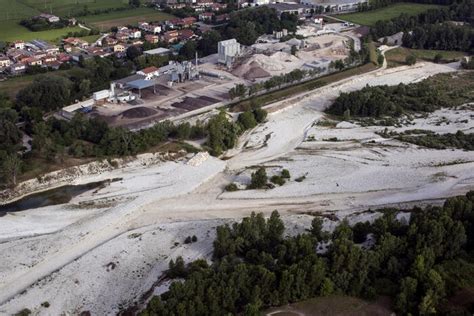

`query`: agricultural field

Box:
[81,7,175,30]
[385,47,467,67]
[19,0,130,17]
[0,20,82,42]
[337,3,443,26]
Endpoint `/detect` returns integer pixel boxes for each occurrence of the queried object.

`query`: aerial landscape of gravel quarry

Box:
[0,0,473,315]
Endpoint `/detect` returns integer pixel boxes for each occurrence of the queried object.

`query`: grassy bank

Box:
[82,7,175,30]
[385,47,467,67]
[337,3,443,26]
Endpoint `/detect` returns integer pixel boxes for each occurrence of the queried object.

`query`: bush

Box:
[253,107,267,123]
[184,236,193,244]
[295,175,306,182]
[433,53,443,63]
[192,235,197,242]
[270,175,285,186]
[281,169,290,179]
[249,167,267,189]
[237,111,257,130]
[41,302,50,308]
[225,183,238,191]
[405,55,417,65]
[14,309,31,316]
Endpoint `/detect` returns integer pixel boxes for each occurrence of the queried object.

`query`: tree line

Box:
[140,191,474,315]
[325,72,474,118]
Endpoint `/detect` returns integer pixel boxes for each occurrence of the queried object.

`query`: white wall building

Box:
[218,39,241,65]
[299,0,368,12]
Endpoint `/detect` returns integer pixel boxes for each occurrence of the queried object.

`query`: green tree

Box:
[17,76,72,112]
[249,167,267,189]
[238,111,257,130]
[2,153,22,186]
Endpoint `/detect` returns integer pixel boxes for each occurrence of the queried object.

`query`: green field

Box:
[337,3,443,26]
[82,7,175,30]
[20,0,130,17]
[385,47,467,67]
[0,0,171,41]
[0,20,82,42]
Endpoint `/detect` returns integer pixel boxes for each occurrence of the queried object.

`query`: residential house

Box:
[137,66,160,80]
[42,55,57,64]
[104,36,119,46]
[199,12,214,22]
[62,37,89,49]
[178,29,195,41]
[166,18,182,29]
[210,3,226,11]
[8,63,26,75]
[115,32,129,42]
[139,22,162,34]
[162,30,179,43]
[113,44,126,53]
[23,57,43,66]
[38,13,60,23]
[180,17,197,27]
[13,41,25,50]
[145,34,159,44]
[129,29,142,39]
[58,53,71,63]
[215,13,230,23]
[0,55,11,68]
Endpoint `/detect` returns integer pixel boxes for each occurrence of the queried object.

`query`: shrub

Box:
[295,175,306,182]
[405,55,417,65]
[253,107,267,123]
[192,235,197,242]
[270,175,285,186]
[41,302,50,308]
[433,53,443,63]
[238,111,257,130]
[225,183,238,191]
[14,309,31,316]
[184,236,192,244]
[249,167,267,189]
[281,169,290,179]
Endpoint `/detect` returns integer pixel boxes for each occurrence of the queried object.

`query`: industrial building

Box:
[217,39,241,66]
[299,0,368,12]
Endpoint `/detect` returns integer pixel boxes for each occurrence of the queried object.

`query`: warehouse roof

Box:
[126,79,156,90]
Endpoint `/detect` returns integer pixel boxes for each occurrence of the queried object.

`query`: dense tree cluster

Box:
[20,17,67,32]
[371,0,473,52]
[141,191,474,315]
[224,6,298,46]
[326,82,445,117]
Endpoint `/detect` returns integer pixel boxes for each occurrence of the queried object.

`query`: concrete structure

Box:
[299,0,368,12]
[217,39,240,65]
[60,99,94,120]
[253,0,271,5]
[144,48,172,56]
[266,3,311,16]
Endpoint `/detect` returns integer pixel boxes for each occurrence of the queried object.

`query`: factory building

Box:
[217,39,241,66]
